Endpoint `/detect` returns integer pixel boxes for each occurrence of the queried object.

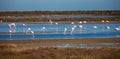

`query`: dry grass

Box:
[0,38,120,59]
[0,44,120,59]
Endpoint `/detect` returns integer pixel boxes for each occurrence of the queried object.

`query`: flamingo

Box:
[9,30,12,40]
[79,21,82,24]
[22,23,26,32]
[41,27,46,33]
[106,20,109,23]
[93,26,97,33]
[71,22,74,25]
[83,21,87,23]
[115,27,120,37]
[64,28,67,35]
[49,19,53,25]
[8,23,16,33]
[0,20,2,23]
[101,20,105,23]
[71,27,75,35]
[26,28,35,39]
[79,25,83,32]
[26,28,32,34]
[106,26,110,30]
[55,22,58,32]
[30,31,35,39]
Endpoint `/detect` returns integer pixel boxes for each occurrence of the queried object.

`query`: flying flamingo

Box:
[64,28,67,35]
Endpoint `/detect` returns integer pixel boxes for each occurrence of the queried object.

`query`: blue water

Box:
[0,22,120,40]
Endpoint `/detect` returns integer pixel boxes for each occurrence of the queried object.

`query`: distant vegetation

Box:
[0,10,120,16]
[0,10,120,22]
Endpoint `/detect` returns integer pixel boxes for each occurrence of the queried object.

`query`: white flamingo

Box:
[55,22,58,32]
[79,25,83,32]
[64,28,67,35]
[73,25,77,28]
[93,26,97,33]
[41,27,46,33]
[30,31,35,39]
[49,19,53,25]
[101,20,105,23]
[9,30,12,40]
[71,27,75,35]
[8,23,16,33]
[106,26,110,30]
[71,22,74,25]
[106,20,109,23]
[22,23,26,32]
[0,20,2,23]
[26,28,35,39]
[83,21,87,23]
[79,21,82,24]
[115,27,120,36]
[26,28,32,34]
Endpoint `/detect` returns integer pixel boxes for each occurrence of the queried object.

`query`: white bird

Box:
[9,30,12,40]
[106,20,109,23]
[106,26,110,30]
[64,28,67,35]
[71,27,75,35]
[79,25,83,28]
[41,27,46,33]
[73,25,77,28]
[79,21,82,24]
[115,28,120,31]
[0,20,2,23]
[93,26,97,29]
[93,26,97,33]
[49,19,53,25]
[22,24,26,32]
[79,25,83,32]
[71,22,74,25]
[101,20,105,23]
[22,23,26,26]
[30,31,35,39]
[83,21,87,23]
[8,23,16,33]
[26,28,32,34]
[55,22,58,32]
[55,22,58,25]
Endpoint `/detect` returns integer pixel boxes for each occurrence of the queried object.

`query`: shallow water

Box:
[0,22,120,40]
[56,43,120,49]
[0,15,116,19]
